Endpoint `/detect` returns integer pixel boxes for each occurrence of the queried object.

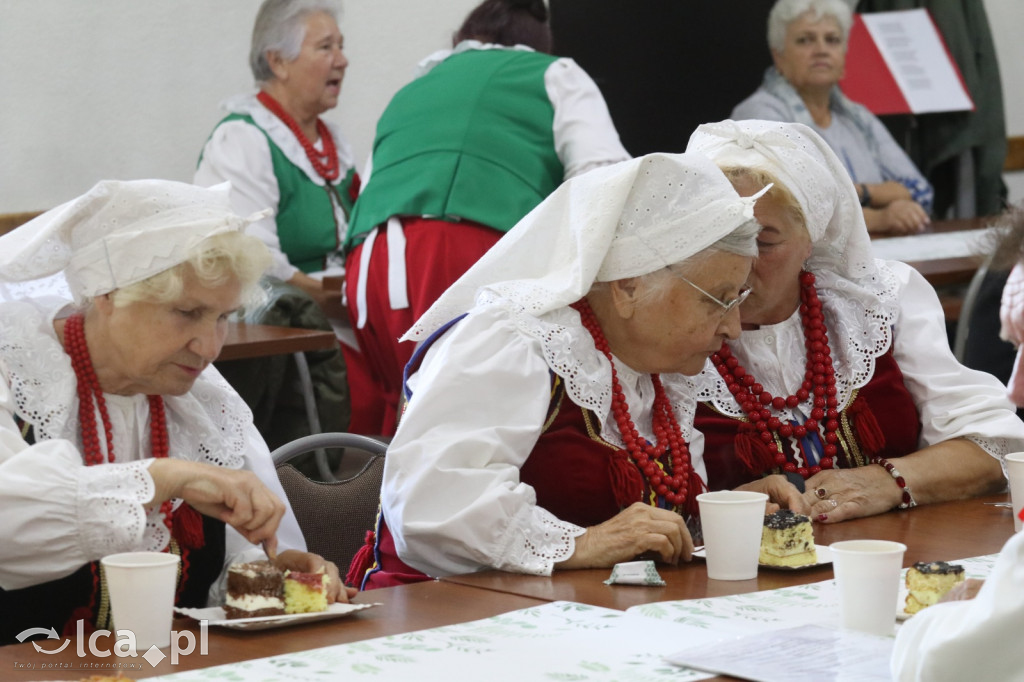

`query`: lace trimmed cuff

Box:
[77,459,163,560]
[494,504,586,576]
[966,434,1012,472]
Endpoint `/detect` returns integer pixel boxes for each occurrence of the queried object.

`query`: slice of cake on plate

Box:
[759,509,817,567]
[284,569,330,614]
[224,560,285,619]
[905,561,965,614]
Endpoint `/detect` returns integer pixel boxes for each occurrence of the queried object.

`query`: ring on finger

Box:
[814,487,828,500]
[829,499,838,509]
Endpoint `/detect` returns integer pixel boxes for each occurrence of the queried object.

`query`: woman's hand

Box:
[802,465,903,523]
[272,549,356,604]
[148,459,286,550]
[865,199,929,235]
[940,578,984,603]
[556,502,693,570]
[735,475,810,515]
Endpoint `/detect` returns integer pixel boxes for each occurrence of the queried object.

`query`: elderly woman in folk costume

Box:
[685,120,1024,523]
[196,0,356,307]
[345,152,803,590]
[0,180,352,645]
[195,0,373,436]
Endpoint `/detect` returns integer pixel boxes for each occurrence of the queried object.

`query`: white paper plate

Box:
[692,544,832,570]
[175,602,379,631]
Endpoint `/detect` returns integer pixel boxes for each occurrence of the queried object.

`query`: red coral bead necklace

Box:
[64,313,173,526]
[257,91,340,182]
[572,298,693,508]
[63,312,174,633]
[711,271,838,479]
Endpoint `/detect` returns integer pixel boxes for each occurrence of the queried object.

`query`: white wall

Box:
[985,0,1024,206]
[0,0,1021,212]
[0,0,478,211]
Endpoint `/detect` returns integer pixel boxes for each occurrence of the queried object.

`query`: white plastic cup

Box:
[101,551,180,650]
[829,539,906,636]
[1005,453,1024,532]
[696,490,768,580]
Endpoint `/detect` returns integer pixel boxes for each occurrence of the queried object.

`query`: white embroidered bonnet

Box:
[0,179,268,304]
[685,119,877,281]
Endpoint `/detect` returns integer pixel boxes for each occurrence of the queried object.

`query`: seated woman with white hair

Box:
[0,179,353,644]
[733,0,932,235]
[345,152,803,590]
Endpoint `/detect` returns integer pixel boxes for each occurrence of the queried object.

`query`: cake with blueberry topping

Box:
[905,561,965,614]
[759,509,817,567]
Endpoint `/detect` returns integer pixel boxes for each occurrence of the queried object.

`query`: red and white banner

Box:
[840,9,974,115]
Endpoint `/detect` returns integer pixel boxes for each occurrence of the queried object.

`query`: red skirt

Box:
[344,217,501,436]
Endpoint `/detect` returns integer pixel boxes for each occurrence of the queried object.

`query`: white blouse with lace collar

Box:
[0,298,304,600]
[383,297,704,579]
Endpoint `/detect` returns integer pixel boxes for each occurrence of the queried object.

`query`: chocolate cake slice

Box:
[224,560,285,619]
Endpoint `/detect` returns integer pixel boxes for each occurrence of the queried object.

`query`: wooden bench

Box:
[0,210,42,236]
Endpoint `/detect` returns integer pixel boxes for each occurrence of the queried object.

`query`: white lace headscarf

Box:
[686,119,901,413]
[404,152,764,342]
[0,179,269,305]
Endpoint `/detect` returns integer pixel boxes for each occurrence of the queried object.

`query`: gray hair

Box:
[249,0,341,85]
[767,0,852,53]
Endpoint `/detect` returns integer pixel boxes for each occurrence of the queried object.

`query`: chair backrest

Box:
[953,248,998,362]
[272,433,387,575]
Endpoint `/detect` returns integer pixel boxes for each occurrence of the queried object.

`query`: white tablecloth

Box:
[151,553,998,681]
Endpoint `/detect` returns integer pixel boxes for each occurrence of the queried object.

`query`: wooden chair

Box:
[272,433,387,576]
[952,249,999,362]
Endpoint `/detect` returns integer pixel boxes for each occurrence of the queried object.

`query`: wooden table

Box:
[1,495,1011,680]
[441,493,1014,610]
[217,322,338,362]
[0,581,546,680]
[217,321,341,474]
[872,216,996,320]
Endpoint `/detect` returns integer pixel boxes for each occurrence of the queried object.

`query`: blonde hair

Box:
[719,165,807,234]
[109,231,271,308]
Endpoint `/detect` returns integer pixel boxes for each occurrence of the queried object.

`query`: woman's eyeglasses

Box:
[675,275,752,316]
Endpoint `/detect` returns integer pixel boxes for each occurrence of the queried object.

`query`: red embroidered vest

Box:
[698,349,921,491]
[354,375,692,589]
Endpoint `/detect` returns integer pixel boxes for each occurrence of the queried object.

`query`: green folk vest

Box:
[345,49,564,251]
[209,113,357,274]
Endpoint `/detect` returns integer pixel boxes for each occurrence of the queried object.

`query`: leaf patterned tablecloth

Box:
[628,553,998,637]
[151,601,717,682]
[151,554,997,682]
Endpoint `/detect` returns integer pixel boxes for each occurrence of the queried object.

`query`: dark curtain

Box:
[550,0,776,155]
